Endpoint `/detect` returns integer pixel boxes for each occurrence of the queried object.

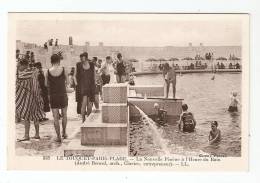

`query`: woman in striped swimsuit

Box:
[16,59,45,141]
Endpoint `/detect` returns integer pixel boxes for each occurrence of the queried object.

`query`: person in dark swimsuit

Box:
[116,53,126,83]
[45,54,69,143]
[178,104,196,133]
[74,52,95,123]
[75,54,85,115]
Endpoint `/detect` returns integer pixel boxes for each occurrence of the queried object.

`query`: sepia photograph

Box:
[7,13,249,170]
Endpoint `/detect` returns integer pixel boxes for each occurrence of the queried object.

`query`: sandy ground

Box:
[15,92,84,156]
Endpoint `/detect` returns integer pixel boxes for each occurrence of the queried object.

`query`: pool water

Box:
[129,73,242,157]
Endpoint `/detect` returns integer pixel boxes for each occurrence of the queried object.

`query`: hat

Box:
[19,58,29,66]
[211,121,218,127]
[34,62,42,69]
[117,53,122,59]
[82,52,88,58]
[154,103,159,109]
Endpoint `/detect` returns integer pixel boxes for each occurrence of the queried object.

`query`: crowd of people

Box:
[158,61,241,71]
[15,49,240,146]
[155,52,241,72]
[16,51,134,142]
[44,38,59,50]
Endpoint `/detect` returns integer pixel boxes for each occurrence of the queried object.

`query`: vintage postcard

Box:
[7,13,249,171]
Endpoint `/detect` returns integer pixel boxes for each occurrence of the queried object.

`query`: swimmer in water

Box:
[228,92,239,112]
[178,104,196,133]
[209,121,221,145]
[154,103,167,124]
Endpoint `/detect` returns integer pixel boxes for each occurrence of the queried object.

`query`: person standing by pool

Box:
[45,54,69,142]
[75,54,85,115]
[115,53,126,83]
[125,59,133,81]
[68,67,75,89]
[178,104,196,133]
[93,59,103,110]
[16,58,45,141]
[74,52,95,123]
[163,63,176,98]
[34,62,50,121]
[92,57,98,66]
[101,56,116,84]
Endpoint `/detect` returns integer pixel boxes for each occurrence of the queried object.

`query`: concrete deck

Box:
[15,92,82,156]
[64,138,128,157]
[15,84,179,157]
[81,110,128,146]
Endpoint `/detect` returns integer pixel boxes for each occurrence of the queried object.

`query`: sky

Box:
[16,19,242,47]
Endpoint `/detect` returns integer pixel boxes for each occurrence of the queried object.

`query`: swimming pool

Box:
[129,73,242,157]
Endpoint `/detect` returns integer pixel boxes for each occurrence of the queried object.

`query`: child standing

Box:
[209,121,221,145]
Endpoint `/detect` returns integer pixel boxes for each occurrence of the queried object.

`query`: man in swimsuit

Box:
[163,63,176,98]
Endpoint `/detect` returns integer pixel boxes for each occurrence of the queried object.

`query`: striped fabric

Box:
[16,68,45,121]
